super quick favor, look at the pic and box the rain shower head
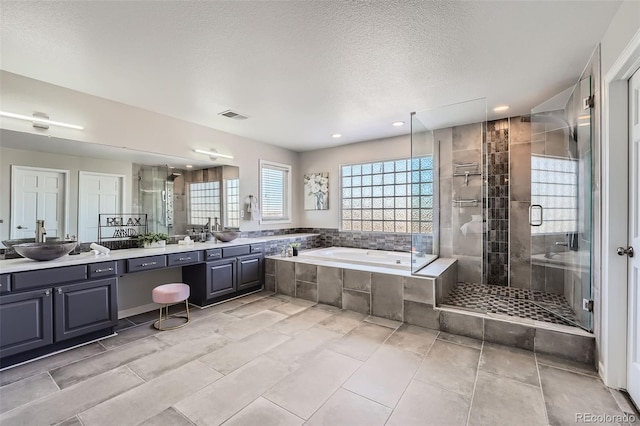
[166,172,181,182]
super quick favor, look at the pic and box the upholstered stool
[152,283,191,330]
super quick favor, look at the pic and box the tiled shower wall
[438,123,484,284]
[484,119,510,286]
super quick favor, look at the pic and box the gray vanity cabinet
[237,253,263,291]
[0,288,53,358]
[54,277,118,342]
[206,258,237,300]
[183,244,265,307]
[183,257,237,305]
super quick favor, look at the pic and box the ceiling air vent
[218,110,249,120]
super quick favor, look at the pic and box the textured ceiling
[0,1,622,151]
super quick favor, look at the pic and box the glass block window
[189,181,220,226]
[531,155,578,234]
[225,178,240,228]
[341,156,433,233]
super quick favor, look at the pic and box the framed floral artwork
[304,172,329,210]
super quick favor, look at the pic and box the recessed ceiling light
[392,121,405,127]
[186,165,193,168]
[332,133,342,138]
[493,105,510,112]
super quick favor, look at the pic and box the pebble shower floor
[442,282,579,327]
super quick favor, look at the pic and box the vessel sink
[13,241,77,261]
[213,231,240,242]
[2,237,61,248]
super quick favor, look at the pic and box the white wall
[298,134,411,229]
[0,146,133,241]
[0,71,301,232]
[597,0,640,386]
[600,0,640,76]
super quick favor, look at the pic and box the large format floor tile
[268,307,336,336]
[223,397,304,426]
[479,343,539,386]
[0,372,59,413]
[199,330,290,374]
[175,356,290,425]
[468,371,547,426]
[305,388,392,426]
[328,322,394,361]
[538,364,625,425]
[387,379,470,426]
[264,349,362,419]
[414,339,480,397]
[79,361,222,426]
[0,342,105,387]
[343,345,422,407]
[0,293,625,426]
[127,333,228,380]
[50,336,168,389]
[0,367,143,426]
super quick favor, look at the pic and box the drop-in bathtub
[298,247,437,271]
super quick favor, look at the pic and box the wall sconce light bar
[0,111,85,130]
[193,149,234,160]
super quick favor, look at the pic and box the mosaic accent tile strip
[483,119,510,286]
[443,282,579,326]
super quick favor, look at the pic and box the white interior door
[627,68,640,406]
[11,166,67,239]
[78,172,124,242]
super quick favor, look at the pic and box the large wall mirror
[0,129,239,246]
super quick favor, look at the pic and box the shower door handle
[529,204,543,226]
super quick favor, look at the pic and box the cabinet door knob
[57,288,63,294]
[44,289,51,296]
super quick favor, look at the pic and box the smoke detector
[218,110,249,120]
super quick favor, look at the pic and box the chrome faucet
[35,220,46,243]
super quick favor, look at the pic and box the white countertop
[0,234,318,274]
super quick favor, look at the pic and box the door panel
[78,172,123,242]
[627,68,640,406]
[11,166,66,239]
[237,254,263,290]
[0,289,53,358]
[55,278,118,342]
[206,258,236,299]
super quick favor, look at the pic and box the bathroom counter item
[0,233,318,274]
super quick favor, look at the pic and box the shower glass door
[529,76,593,331]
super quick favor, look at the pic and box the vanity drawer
[88,261,119,279]
[205,249,222,261]
[222,245,250,258]
[250,244,264,254]
[127,255,167,273]
[13,265,87,291]
[0,274,10,294]
[167,251,202,267]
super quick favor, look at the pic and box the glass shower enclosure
[528,74,594,331]
[410,98,488,274]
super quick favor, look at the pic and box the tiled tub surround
[0,291,631,426]
[267,255,455,322]
[268,254,596,366]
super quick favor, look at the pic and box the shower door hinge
[584,95,595,109]
[583,299,594,312]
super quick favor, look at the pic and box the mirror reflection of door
[10,165,68,239]
[78,171,124,242]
